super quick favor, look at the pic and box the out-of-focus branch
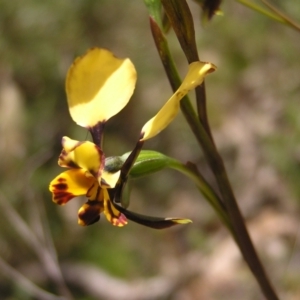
[18,148,60,259]
[145,2,280,299]
[62,261,198,300]
[237,0,300,32]
[161,0,213,141]
[0,191,73,299]
[261,0,300,32]
[0,255,64,300]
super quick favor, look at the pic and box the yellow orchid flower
[49,137,190,228]
[50,47,216,228]
[50,137,124,226]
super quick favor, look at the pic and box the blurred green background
[0,0,299,299]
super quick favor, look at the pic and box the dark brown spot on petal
[78,200,103,226]
[58,150,79,168]
[66,161,80,168]
[52,181,74,205]
[53,191,74,205]
[54,183,67,190]
[106,199,127,226]
[86,183,100,200]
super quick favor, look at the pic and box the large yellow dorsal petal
[141,61,216,141]
[102,189,127,227]
[66,48,137,127]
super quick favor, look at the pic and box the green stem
[261,0,300,32]
[143,0,163,29]
[237,0,285,23]
[167,159,236,237]
[179,103,279,300]
[161,0,213,140]
[146,3,279,299]
[237,0,300,32]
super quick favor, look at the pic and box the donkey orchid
[49,47,215,228]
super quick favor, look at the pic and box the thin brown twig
[17,148,53,244]
[151,2,280,298]
[261,0,300,32]
[18,148,60,259]
[161,0,214,141]
[61,259,199,300]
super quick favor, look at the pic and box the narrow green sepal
[113,202,192,229]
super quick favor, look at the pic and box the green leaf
[121,150,173,178]
[108,151,234,235]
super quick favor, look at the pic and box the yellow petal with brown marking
[102,189,127,227]
[58,137,104,177]
[49,169,95,205]
[78,200,104,226]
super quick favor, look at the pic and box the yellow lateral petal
[66,48,137,127]
[49,169,95,205]
[58,137,104,177]
[78,201,103,226]
[61,136,81,152]
[141,61,216,141]
[102,189,127,227]
[180,61,216,91]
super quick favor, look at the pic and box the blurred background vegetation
[0,0,299,299]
